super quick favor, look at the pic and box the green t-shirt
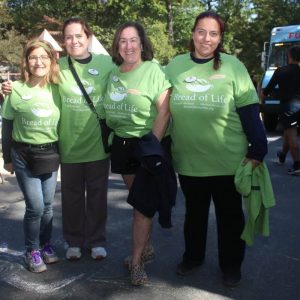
[58,54,114,163]
[166,53,259,176]
[2,81,60,144]
[103,61,171,138]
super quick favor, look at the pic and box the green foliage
[146,21,176,65]
[2,0,300,74]
[0,29,26,68]
[90,25,115,55]
[0,1,26,69]
[0,0,14,38]
[172,0,205,54]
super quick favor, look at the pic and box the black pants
[178,175,245,273]
[61,158,109,248]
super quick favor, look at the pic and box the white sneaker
[66,247,81,260]
[91,247,107,260]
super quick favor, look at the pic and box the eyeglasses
[28,55,51,62]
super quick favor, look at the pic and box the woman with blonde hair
[1,39,61,273]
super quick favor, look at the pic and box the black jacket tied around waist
[127,132,177,228]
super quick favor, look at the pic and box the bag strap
[68,56,100,120]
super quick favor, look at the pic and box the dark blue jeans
[11,148,57,252]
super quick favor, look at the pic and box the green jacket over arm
[234,161,276,246]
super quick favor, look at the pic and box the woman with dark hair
[110,21,154,65]
[166,11,268,286]
[58,17,114,261]
[103,21,172,285]
[1,39,60,273]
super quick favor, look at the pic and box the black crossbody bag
[68,56,112,153]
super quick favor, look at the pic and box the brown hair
[190,11,225,70]
[21,39,60,86]
[62,17,93,39]
[111,21,153,66]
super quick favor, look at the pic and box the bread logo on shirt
[71,80,94,95]
[184,76,213,92]
[109,86,127,102]
[31,103,52,117]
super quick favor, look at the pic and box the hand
[4,163,14,174]
[243,158,261,170]
[1,80,13,95]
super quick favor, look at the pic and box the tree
[199,0,219,10]
[171,0,205,54]
[0,1,26,69]
[3,0,300,70]
[0,29,26,69]
[165,0,174,45]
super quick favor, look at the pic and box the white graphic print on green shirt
[166,53,259,176]
[2,81,60,144]
[103,61,171,138]
[58,54,114,163]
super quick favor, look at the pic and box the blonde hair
[20,39,60,86]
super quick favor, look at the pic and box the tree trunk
[165,0,174,45]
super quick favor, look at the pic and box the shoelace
[31,251,42,263]
[43,244,53,254]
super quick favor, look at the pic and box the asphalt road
[0,133,299,300]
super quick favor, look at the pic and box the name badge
[112,75,119,82]
[88,69,99,75]
[22,95,32,100]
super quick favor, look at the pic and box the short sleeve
[151,63,172,102]
[232,58,259,108]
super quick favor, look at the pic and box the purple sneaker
[25,250,47,273]
[41,244,59,264]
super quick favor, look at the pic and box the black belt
[12,141,57,150]
[113,135,140,147]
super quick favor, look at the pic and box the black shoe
[222,270,241,287]
[176,260,203,276]
[276,151,286,164]
[288,161,300,175]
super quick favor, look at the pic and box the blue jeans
[11,148,58,252]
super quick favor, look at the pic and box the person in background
[261,46,300,175]
[103,21,172,285]
[2,18,114,261]
[1,39,60,273]
[166,11,268,287]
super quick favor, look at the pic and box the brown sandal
[131,262,148,286]
[124,245,155,269]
